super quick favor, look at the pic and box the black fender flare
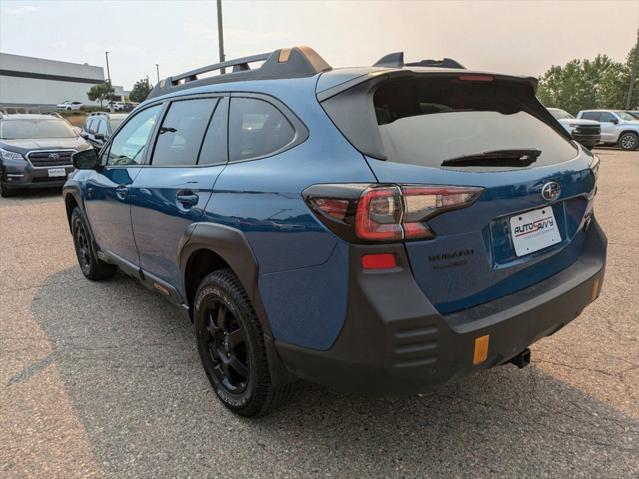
[178,222,272,337]
[178,222,294,386]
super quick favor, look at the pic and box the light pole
[155,64,160,83]
[104,51,112,85]
[626,28,639,109]
[217,0,225,73]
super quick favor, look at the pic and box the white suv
[56,101,84,111]
[576,109,639,151]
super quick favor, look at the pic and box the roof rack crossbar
[373,52,465,70]
[171,52,270,84]
[147,46,332,100]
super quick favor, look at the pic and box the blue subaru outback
[64,47,607,416]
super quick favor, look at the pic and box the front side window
[600,112,617,123]
[97,119,108,136]
[229,98,295,161]
[581,112,601,121]
[151,98,218,167]
[106,104,162,166]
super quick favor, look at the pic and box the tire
[618,132,639,151]
[194,269,291,417]
[1,180,17,197]
[71,207,117,280]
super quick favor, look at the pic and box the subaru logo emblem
[48,153,60,160]
[541,181,561,201]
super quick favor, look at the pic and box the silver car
[577,109,639,151]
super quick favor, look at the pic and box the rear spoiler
[317,69,538,102]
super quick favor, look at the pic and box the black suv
[80,112,128,151]
[0,113,90,197]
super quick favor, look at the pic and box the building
[0,53,125,107]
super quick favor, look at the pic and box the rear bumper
[275,218,607,395]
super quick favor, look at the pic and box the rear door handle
[177,191,199,207]
[115,184,129,199]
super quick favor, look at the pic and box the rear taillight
[304,184,483,243]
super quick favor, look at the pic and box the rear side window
[151,98,218,167]
[372,77,577,169]
[229,98,294,161]
[581,112,601,121]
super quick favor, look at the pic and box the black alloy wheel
[203,298,249,393]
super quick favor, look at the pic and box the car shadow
[22,267,639,477]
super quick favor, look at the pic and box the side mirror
[610,119,619,124]
[94,133,105,140]
[73,149,100,170]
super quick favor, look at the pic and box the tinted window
[97,119,108,135]
[106,105,161,166]
[229,98,295,161]
[600,112,617,122]
[198,99,227,165]
[581,112,601,121]
[0,119,77,139]
[151,98,218,167]
[373,77,577,170]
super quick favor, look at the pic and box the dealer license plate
[48,168,66,177]
[509,206,561,257]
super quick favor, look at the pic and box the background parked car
[577,109,639,151]
[108,101,126,112]
[0,113,90,196]
[56,101,84,111]
[547,108,601,149]
[80,112,128,150]
[627,110,639,119]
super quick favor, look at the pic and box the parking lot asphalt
[1,148,638,478]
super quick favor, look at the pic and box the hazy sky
[1,0,637,89]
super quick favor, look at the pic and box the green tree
[87,82,115,108]
[129,78,152,103]
[537,43,639,114]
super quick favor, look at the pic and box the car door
[84,103,163,266]
[130,95,228,290]
[599,112,619,142]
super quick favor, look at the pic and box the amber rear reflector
[473,335,490,365]
[591,278,600,301]
[278,48,292,63]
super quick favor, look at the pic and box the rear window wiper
[441,149,541,167]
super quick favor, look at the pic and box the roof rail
[373,52,465,70]
[147,46,331,100]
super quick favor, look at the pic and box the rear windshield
[0,119,77,139]
[373,77,577,169]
